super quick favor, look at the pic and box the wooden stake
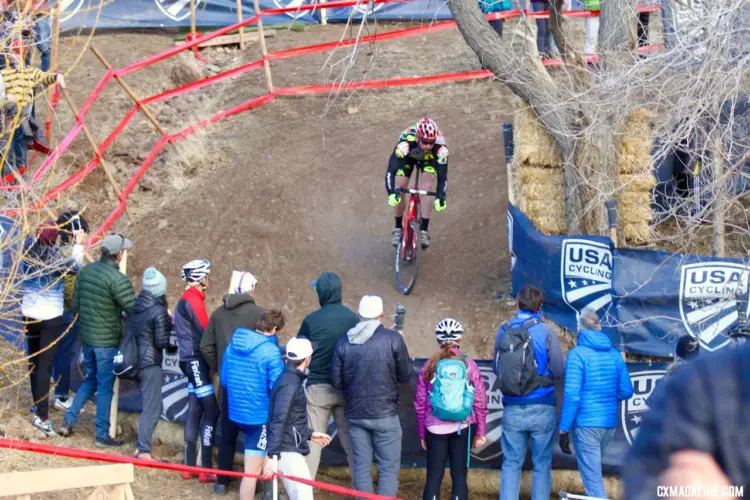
[253,0,274,93]
[59,88,127,213]
[320,0,328,25]
[89,46,166,136]
[236,0,245,49]
[190,0,197,45]
[109,249,128,439]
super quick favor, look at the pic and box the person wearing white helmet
[414,319,488,500]
[174,259,220,482]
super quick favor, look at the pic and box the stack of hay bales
[618,109,656,245]
[513,107,566,235]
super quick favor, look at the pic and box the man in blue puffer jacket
[559,307,634,498]
[221,309,285,500]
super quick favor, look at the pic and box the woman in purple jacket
[414,319,488,500]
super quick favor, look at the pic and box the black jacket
[131,290,172,370]
[624,343,750,499]
[332,321,413,420]
[266,364,313,457]
[200,293,264,373]
[297,273,359,386]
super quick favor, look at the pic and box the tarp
[99,348,666,470]
[56,0,458,28]
[508,203,750,358]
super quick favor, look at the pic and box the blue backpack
[428,358,475,422]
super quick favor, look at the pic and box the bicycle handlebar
[396,188,439,197]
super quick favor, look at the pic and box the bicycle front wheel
[394,220,420,295]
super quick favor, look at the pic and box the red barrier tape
[0,438,398,499]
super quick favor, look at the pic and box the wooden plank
[174,31,276,48]
[0,464,134,496]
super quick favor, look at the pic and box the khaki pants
[279,452,314,500]
[305,383,353,479]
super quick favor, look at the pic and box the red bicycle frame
[400,191,421,259]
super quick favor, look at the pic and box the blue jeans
[348,415,402,498]
[64,345,118,441]
[500,404,556,500]
[530,1,558,55]
[53,312,79,398]
[10,126,29,171]
[573,427,614,498]
[26,16,51,71]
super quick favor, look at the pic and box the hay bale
[519,167,566,234]
[514,108,563,169]
[620,191,652,208]
[624,221,652,244]
[621,204,654,225]
[620,173,656,192]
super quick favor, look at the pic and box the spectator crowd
[20,214,653,499]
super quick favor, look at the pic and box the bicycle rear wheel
[394,220,420,295]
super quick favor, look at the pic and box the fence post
[253,0,274,94]
[236,0,245,49]
[46,4,61,143]
[109,250,127,439]
[272,455,279,500]
[320,0,328,25]
[59,88,130,220]
[89,46,166,136]
[502,123,515,205]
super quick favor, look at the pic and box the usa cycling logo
[57,0,85,23]
[161,352,189,421]
[621,369,664,445]
[155,0,207,21]
[561,240,613,316]
[470,365,503,462]
[679,263,750,351]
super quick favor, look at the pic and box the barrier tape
[0,438,398,500]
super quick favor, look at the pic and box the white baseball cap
[286,337,315,361]
[358,294,384,319]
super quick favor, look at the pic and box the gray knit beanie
[142,267,167,298]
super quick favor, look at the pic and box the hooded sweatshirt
[220,327,283,426]
[559,329,634,432]
[297,273,359,386]
[201,293,264,373]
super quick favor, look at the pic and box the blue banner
[56,0,458,29]
[0,216,23,350]
[507,203,750,358]
[508,204,618,345]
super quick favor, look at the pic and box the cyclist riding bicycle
[385,117,449,249]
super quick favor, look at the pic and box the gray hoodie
[347,319,382,345]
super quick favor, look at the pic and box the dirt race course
[50,23,521,360]
[0,19,539,500]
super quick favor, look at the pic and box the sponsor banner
[54,0,460,29]
[508,203,750,358]
[508,203,616,341]
[98,353,666,469]
[58,0,317,30]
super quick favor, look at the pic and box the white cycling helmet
[435,318,464,345]
[182,259,211,285]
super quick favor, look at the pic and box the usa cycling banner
[56,0,460,29]
[507,203,617,344]
[91,356,666,470]
[507,203,750,358]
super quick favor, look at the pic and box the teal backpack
[428,358,476,422]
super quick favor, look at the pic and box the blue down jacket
[220,327,283,426]
[559,329,633,432]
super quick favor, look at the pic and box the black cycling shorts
[180,358,215,399]
[394,163,438,179]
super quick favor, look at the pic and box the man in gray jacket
[332,294,413,498]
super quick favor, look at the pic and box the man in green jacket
[298,272,359,480]
[59,234,136,447]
